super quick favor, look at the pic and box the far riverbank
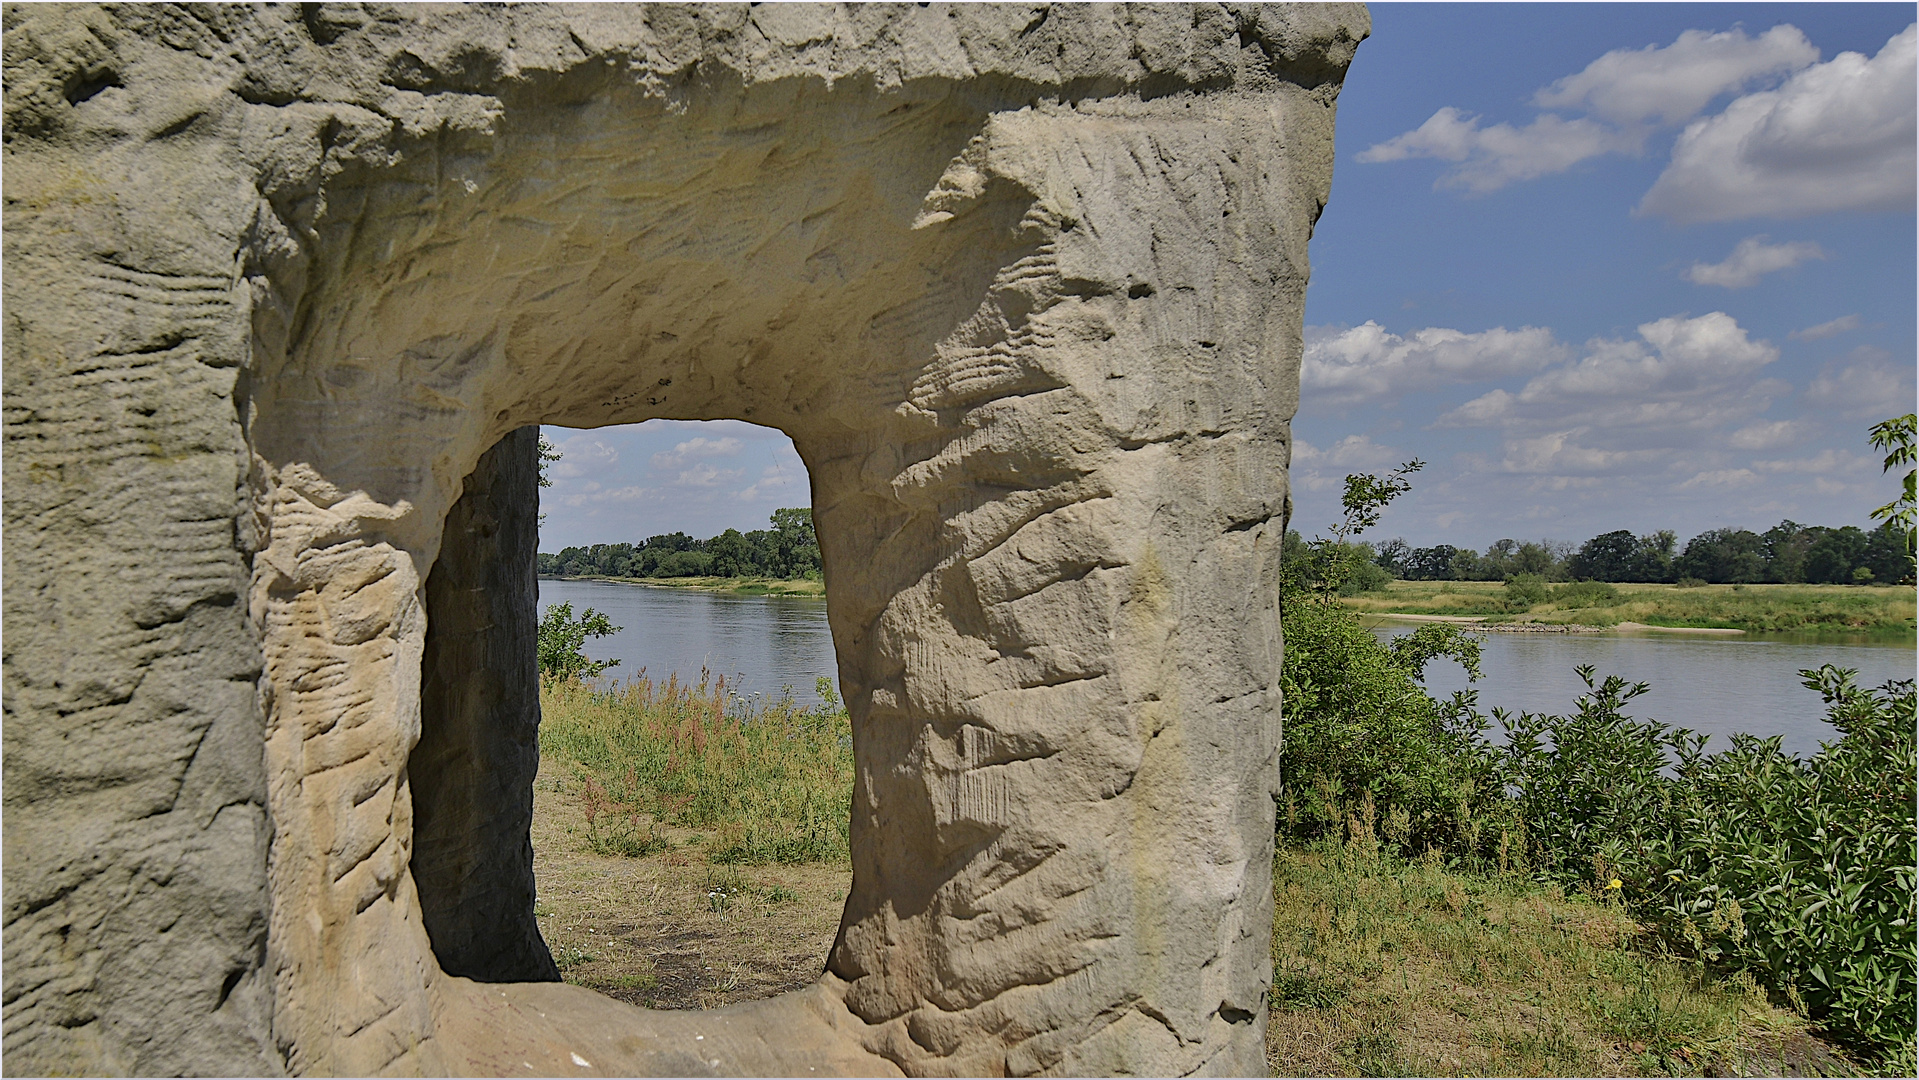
[539,573,824,597]
[1342,579,1915,637]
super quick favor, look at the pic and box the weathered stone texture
[3,3,1365,1075]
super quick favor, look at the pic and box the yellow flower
[1608,878,1623,890]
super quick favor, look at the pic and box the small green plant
[762,883,800,904]
[552,943,595,973]
[1271,964,1351,1009]
[704,868,746,913]
[537,601,622,682]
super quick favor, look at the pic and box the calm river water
[1371,620,1914,758]
[539,580,1913,756]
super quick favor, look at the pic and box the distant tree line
[538,508,821,580]
[1288,519,1913,588]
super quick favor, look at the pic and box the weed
[552,943,595,973]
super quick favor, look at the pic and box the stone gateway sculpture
[2,3,1366,1075]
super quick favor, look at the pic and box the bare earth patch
[529,756,851,1011]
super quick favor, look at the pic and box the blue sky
[540,3,1916,553]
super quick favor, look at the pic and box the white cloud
[1290,435,1402,493]
[550,435,619,479]
[733,464,802,503]
[1789,314,1861,341]
[1680,468,1759,489]
[1359,25,1823,193]
[650,435,743,468]
[1805,350,1917,418]
[673,462,744,488]
[1355,108,1633,193]
[1683,235,1825,287]
[1753,448,1873,475]
[1533,26,1818,126]
[1302,321,1565,405]
[1639,24,1917,222]
[1439,313,1783,460]
[1727,419,1809,450]
[1499,432,1665,475]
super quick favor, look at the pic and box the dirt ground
[529,756,851,1010]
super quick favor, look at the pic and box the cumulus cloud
[1440,312,1781,435]
[649,435,743,468]
[1290,435,1404,493]
[1361,25,1823,193]
[1680,468,1759,489]
[672,462,744,488]
[1533,25,1818,125]
[1789,314,1861,341]
[1639,24,1917,222]
[1804,349,1917,418]
[733,464,802,503]
[548,435,621,482]
[1302,321,1566,405]
[1727,419,1810,450]
[1683,235,1825,287]
[1355,108,1632,193]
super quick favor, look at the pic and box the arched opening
[521,418,850,1010]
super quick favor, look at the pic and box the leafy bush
[1552,579,1621,608]
[1475,666,1918,1066]
[1504,572,1551,608]
[537,602,622,682]
[1676,576,1708,588]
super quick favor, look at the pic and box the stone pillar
[412,426,558,983]
[810,93,1302,1077]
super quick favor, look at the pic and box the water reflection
[1372,621,1916,759]
[537,579,838,707]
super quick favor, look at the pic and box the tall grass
[538,672,854,864]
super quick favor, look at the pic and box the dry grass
[1266,841,1852,1077]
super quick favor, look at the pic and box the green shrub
[1552,579,1621,607]
[1280,590,1512,857]
[1504,572,1551,608]
[1676,576,1709,588]
[538,602,622,682]
[1489,666,1917,1066]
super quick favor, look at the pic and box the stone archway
[2,5,1366,1075]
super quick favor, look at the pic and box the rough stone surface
[2,3,1366,1075]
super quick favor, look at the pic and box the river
[538,580,1913,756]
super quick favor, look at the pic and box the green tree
[1280,460,1493,853]
[1868,413,1915,560]
[537,602,622,682]
[537,432,561,526]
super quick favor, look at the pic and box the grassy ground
[1340,580,1915,635]
[1266,842,1851,1077]
[540,573,825,596]
[529,758,849,1010]
[529,676,1860,1075]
